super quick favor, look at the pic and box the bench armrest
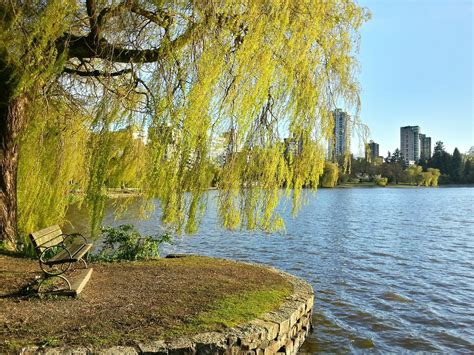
[62,233,88,246]
[39,245,73,276]
[40,244,72,264]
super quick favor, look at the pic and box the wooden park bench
[30,225,93,296]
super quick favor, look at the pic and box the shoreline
[102,184,474,198]
[335,183,474,189]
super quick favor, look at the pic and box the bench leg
[40,259,72,276]
[79,258,88,269]
[38,275,72,296]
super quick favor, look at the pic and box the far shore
[335,182,474,189]
[70,183,474,200]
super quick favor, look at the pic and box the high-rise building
[400,126,420,164]
[328,109,350,161]
[365,140,379,163]
[419,133,432,160]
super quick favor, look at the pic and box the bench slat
[71,268,93,295]
[30,225,63,251]
[49,243,92,263]
[73,243,93,261]
[62,268,93,296]
[30,225,62,240]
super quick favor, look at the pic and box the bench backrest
[30,225,64,252]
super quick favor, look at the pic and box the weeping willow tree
[0,0,369,250]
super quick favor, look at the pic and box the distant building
[284,133,303,159]
[209,129,238,165]
[365,140,379,163]
[209,135,227,165]
[419,133,432,160]
[328,109,350,161]
[400,126,420,165]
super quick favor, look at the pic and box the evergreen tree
[429,141,451,175]
[450,148,463,182]
[391,149,405,165]
[380,148,406,184]
[434,141,445,155]
[464,159,473,183]
[418,158,429,171]
[468,146,474,158]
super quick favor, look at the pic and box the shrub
[94,224,172,261]
[375,177,388,187]
[339,173,350,184]
[428,168,441,187]
[421,172,432,186]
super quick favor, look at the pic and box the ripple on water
[351,336,375,349]
[385,332,441,352]
[381,291,413,303]
[67,187,474,353]
[433,330,474,351]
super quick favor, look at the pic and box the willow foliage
[4,0,369,237]
[321,162,339,188]
[17,99,89,234]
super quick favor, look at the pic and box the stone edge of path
[19,261,314,355]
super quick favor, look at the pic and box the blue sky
[352,0,473,157]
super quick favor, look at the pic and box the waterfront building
[365,140,379,163]
[328,109,350,161]
[419,133,432,160]
[400,125,420,165]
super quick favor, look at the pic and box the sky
[352,0,473,157]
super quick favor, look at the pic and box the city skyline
[355,0,473,156]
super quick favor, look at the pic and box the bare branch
[86,0,99,41]
[97,1,133,31]
[62,67,132,77]
[63,21,197,63]
[130,4,172,28]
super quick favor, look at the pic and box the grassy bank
[336,182,441,189]
[0,255,292,352]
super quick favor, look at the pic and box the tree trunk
[0,94,27,250]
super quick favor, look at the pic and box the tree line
[337,141,474,186]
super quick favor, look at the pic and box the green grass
[192,286,292,329]
[337,182,377,188]
[164,286,292,338]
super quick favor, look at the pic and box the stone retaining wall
[21,266,314,355]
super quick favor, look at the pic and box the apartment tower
[328,109,350,161]
[365,140,380,162]
[400,126,420,164]
[419,133,432,160]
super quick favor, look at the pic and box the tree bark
[0,94,27,250]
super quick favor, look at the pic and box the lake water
[67,187,474,353]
